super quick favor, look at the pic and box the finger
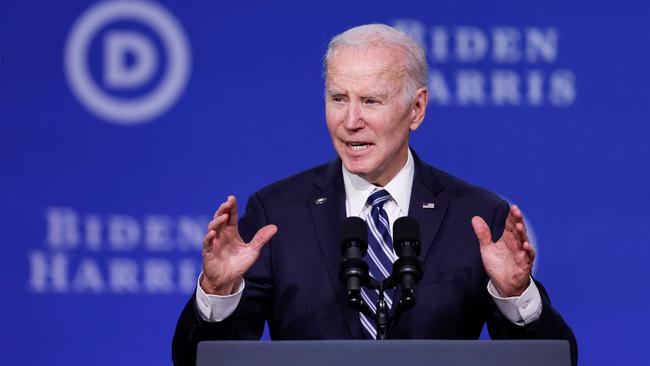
[505,204,520,228]
[471,216,492,248]
[213,199,231,219]
[514,210,527,233]
[205,214,232,254]
[506,205,527,245]
[510,205,527,232]
[501,210,522,251]
[523,241,536,262]
[249,224,278,250]
[227,195,238,226]
[207,217,222,231]
[516,250,529,264]
[515,222,530,245]
[511,204,524,221]
[212,213,229,238]
[501,228,521,253]
[511,204,530,245]
[504,212,518,236]
[202,229,216,251]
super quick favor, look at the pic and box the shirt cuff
[487,277,543,326]
[195,272,245,322]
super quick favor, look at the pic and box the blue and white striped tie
[359,189,397,339]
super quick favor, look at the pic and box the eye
[363,98,380,105]
[330,94,347,103]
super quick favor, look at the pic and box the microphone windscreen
[341,217,367,244]
[393,216,421,243]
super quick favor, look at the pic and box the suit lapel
[408,152,449,264]
[386,151,448,309]
[308,160,364,338]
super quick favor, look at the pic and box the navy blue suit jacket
[172,152,577,365]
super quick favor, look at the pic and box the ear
[409,87,428,131]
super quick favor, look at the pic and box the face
[325,46,427,186]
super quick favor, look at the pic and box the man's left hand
[471,205,535,297]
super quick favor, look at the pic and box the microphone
[339,217,369,307]
[392,217,423,305]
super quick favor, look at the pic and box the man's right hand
[200,195,278,295]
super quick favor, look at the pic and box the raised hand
[200,196,278,295]
[471,205,535,297]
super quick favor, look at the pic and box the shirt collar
[342,149,414,216]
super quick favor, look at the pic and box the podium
[197,339,571,366]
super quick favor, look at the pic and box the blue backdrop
[1,1,649,365]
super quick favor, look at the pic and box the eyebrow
[360,92,389,100]
[326,88,389,100]
[326,87,344,96]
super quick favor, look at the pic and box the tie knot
[367,189,391,209]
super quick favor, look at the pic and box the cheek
[371,117,399,139]
[325,108,341,132]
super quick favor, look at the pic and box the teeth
[350,144,368,151]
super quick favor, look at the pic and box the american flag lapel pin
[315,197,327,205]
[422,202,435,209]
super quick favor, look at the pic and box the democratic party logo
[64,1,191,125]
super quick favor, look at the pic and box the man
[172,24,577,365]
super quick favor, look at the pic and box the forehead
[326,46,406,91]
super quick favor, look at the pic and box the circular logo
[64,1,191,124]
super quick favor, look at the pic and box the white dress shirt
[196,150,542,326]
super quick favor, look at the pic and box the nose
[343,101,364,131]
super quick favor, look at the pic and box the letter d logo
[64,1,191,125]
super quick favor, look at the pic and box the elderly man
[172,24,576,365]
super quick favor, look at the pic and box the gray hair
[323,23,428,102]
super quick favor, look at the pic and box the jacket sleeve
[172,192,274,366]
[484,199,578,366]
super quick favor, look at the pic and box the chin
[342,159,373,177]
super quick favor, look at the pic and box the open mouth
[348,142,370,152]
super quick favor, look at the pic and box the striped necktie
[359,189,397,339]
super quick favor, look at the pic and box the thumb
[249,224,278,250]
[471,216,493,248]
